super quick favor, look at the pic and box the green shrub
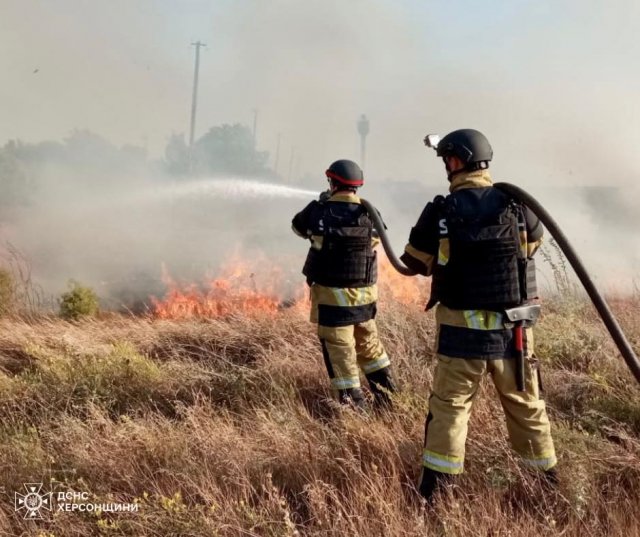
[0,267,17,316]
[24,343,168,416]
[59,280,99,320]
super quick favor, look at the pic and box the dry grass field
[0,285,638,536]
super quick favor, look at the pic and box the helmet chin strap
[444,157,466,182]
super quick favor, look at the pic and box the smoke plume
[0,0,638,304]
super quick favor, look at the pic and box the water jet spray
[162,178,317,202]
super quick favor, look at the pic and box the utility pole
[288,146,296,184]
[189,41,206,148]
[295,153,301,180]
[357,114,370,171]
[252,109,258,148]
[274,132,281,176]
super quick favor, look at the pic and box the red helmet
[325,159,364,187]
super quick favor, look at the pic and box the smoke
[0,0,639,304]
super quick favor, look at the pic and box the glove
[318,190,331,202]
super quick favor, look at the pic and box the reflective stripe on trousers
[422,449,464,475]
[361,353,390,374]
[330,376,361,390]
[317,320,390,394]
[521,453,557,470]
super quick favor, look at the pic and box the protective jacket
[292,192,380,327]
[401,170,543,359]
[406,169,556,486]
[299,197,377,288]
[429,183,538,311]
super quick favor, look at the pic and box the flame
[377,251,429,306]
[152,280,279,320]
[152,253,306,320]
[152,249,428,320]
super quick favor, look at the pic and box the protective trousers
[422,350,557,476]
[318,319,395,407]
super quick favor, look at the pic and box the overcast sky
[2,0,640,185]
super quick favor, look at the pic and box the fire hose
[360,187,640,385]
[360,199,417,277]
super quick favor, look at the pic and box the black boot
[365,366,396,408]
[542,467,559,488]
[418,468,454,503]
[544,467,558,483]
[338,387,367,409]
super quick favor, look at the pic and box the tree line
[0,124,272,208]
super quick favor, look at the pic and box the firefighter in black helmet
[292,159,396,408]
[402,129,557,500]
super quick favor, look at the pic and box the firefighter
[292,159,396,408]
[401,129,557,500]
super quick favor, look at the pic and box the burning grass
[150,252,428,321]
[0,294,638,535]
[151,253,307,320]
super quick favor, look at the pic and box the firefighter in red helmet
[292,159,396,408]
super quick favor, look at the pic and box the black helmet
[325,159,364,187]
[436,129,493,165]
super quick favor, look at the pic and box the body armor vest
[302,201,377,288]
[431,187,537,311]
